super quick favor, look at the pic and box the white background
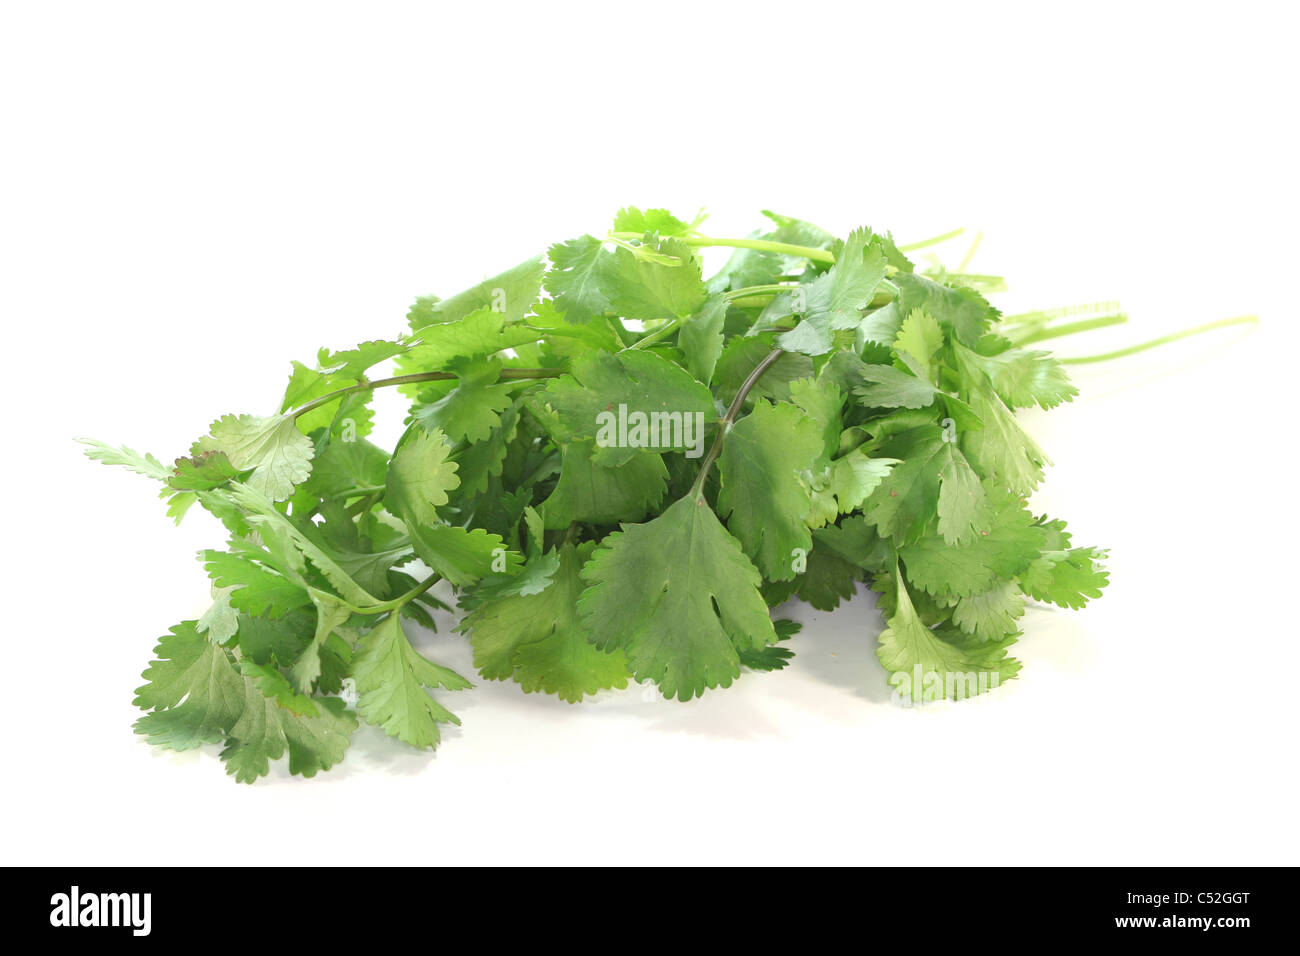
[2,1,1297,865]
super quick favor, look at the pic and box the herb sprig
[83,207,1255,782]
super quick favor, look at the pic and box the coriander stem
[624,318,683,351]
[724,283,799,299]
[690,348,785,499]
[291,367,564,419]
[897,227,966,252]
[1058,315,1259,365]
[1010,314,1129,347]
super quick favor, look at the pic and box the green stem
[291,367,564,419]
[724,283,799,299]
[690,348,785,499]
[1058,316,1259,365]
[897,227,965,253]
[1011,314,1129,347]
[624,318,684,351]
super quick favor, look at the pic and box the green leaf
[398,308,543,377]
[460,543,631,703]
[220,678,357,783]
[317,339,409,379]
[204,550,311,620]
[540,442,668,529]
[876,569,1021,703]
[168,451,243,491]
[385,427,460,527]
[679,296,728,385]
[899,486,1045,598]
[890,272,995,349]
[955,344,1048,495]
[829,449,898,514]
[612,206,693,236]
[853,364,939,409]
[577,496,777,700]
[541,349,715,462]
[789,376,845,462]
[545,235,617,324]
[961,345,1078,410]
[778,228,887,355]
[78,438,171,480]
[952,582,1026,641]
[352,613,470,749]
[133,623,245,750]
[863,427,979,545]
[717,400,823,580]
[893,308,944,382]
[1020,546,1109,609]
[192,413,314,502]
[407,256,545,329]
[609,237,707,320]
[408,523,520,587]
[413,360,515,443]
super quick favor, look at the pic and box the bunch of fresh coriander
[86,207,1244,783]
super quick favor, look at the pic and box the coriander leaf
[829,449,898,514]
[409,523,521,587]
[204,549,312,619]
[717,400,823,580]
[789,376,846,462]
[413,360,515,443]
[863,427,980,545]
[192,413,314,502]
[714,335,814,406]
[952,581,1026,641]
[460,543,631,703]
[891,272,996,349]
[955,344,1048,496]
[1020,546,1109,609]
[778,228,887,355]
[398,308,543,377]
[545,235,616,324]
[899,486,1045,598]
[407,256,545,330]
[77,438,171,481]
[796,546,862,611]
[168,451,244,491]
[679,295,728,385]
[229,483,385,609]
[893,308,944,382]
[220,673,357,783]
[609,237,708,320]
[352,613,470,749]
[876,569,1021,703]
[540,349,715,463]
[936,446,986,546]
[577,496,777,700]
[385,427,460,527]
[133,622,245,750]
[852,364,939,409]
[289,589,353,692]
[960,346,1078,410]
[612,206,693,236]
[317,339,409,379]
[540,442,668,529]
[452,402,520,498]
[196,586,239,645]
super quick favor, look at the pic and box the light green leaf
[352,613,471,749]
[193,413,314,501]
